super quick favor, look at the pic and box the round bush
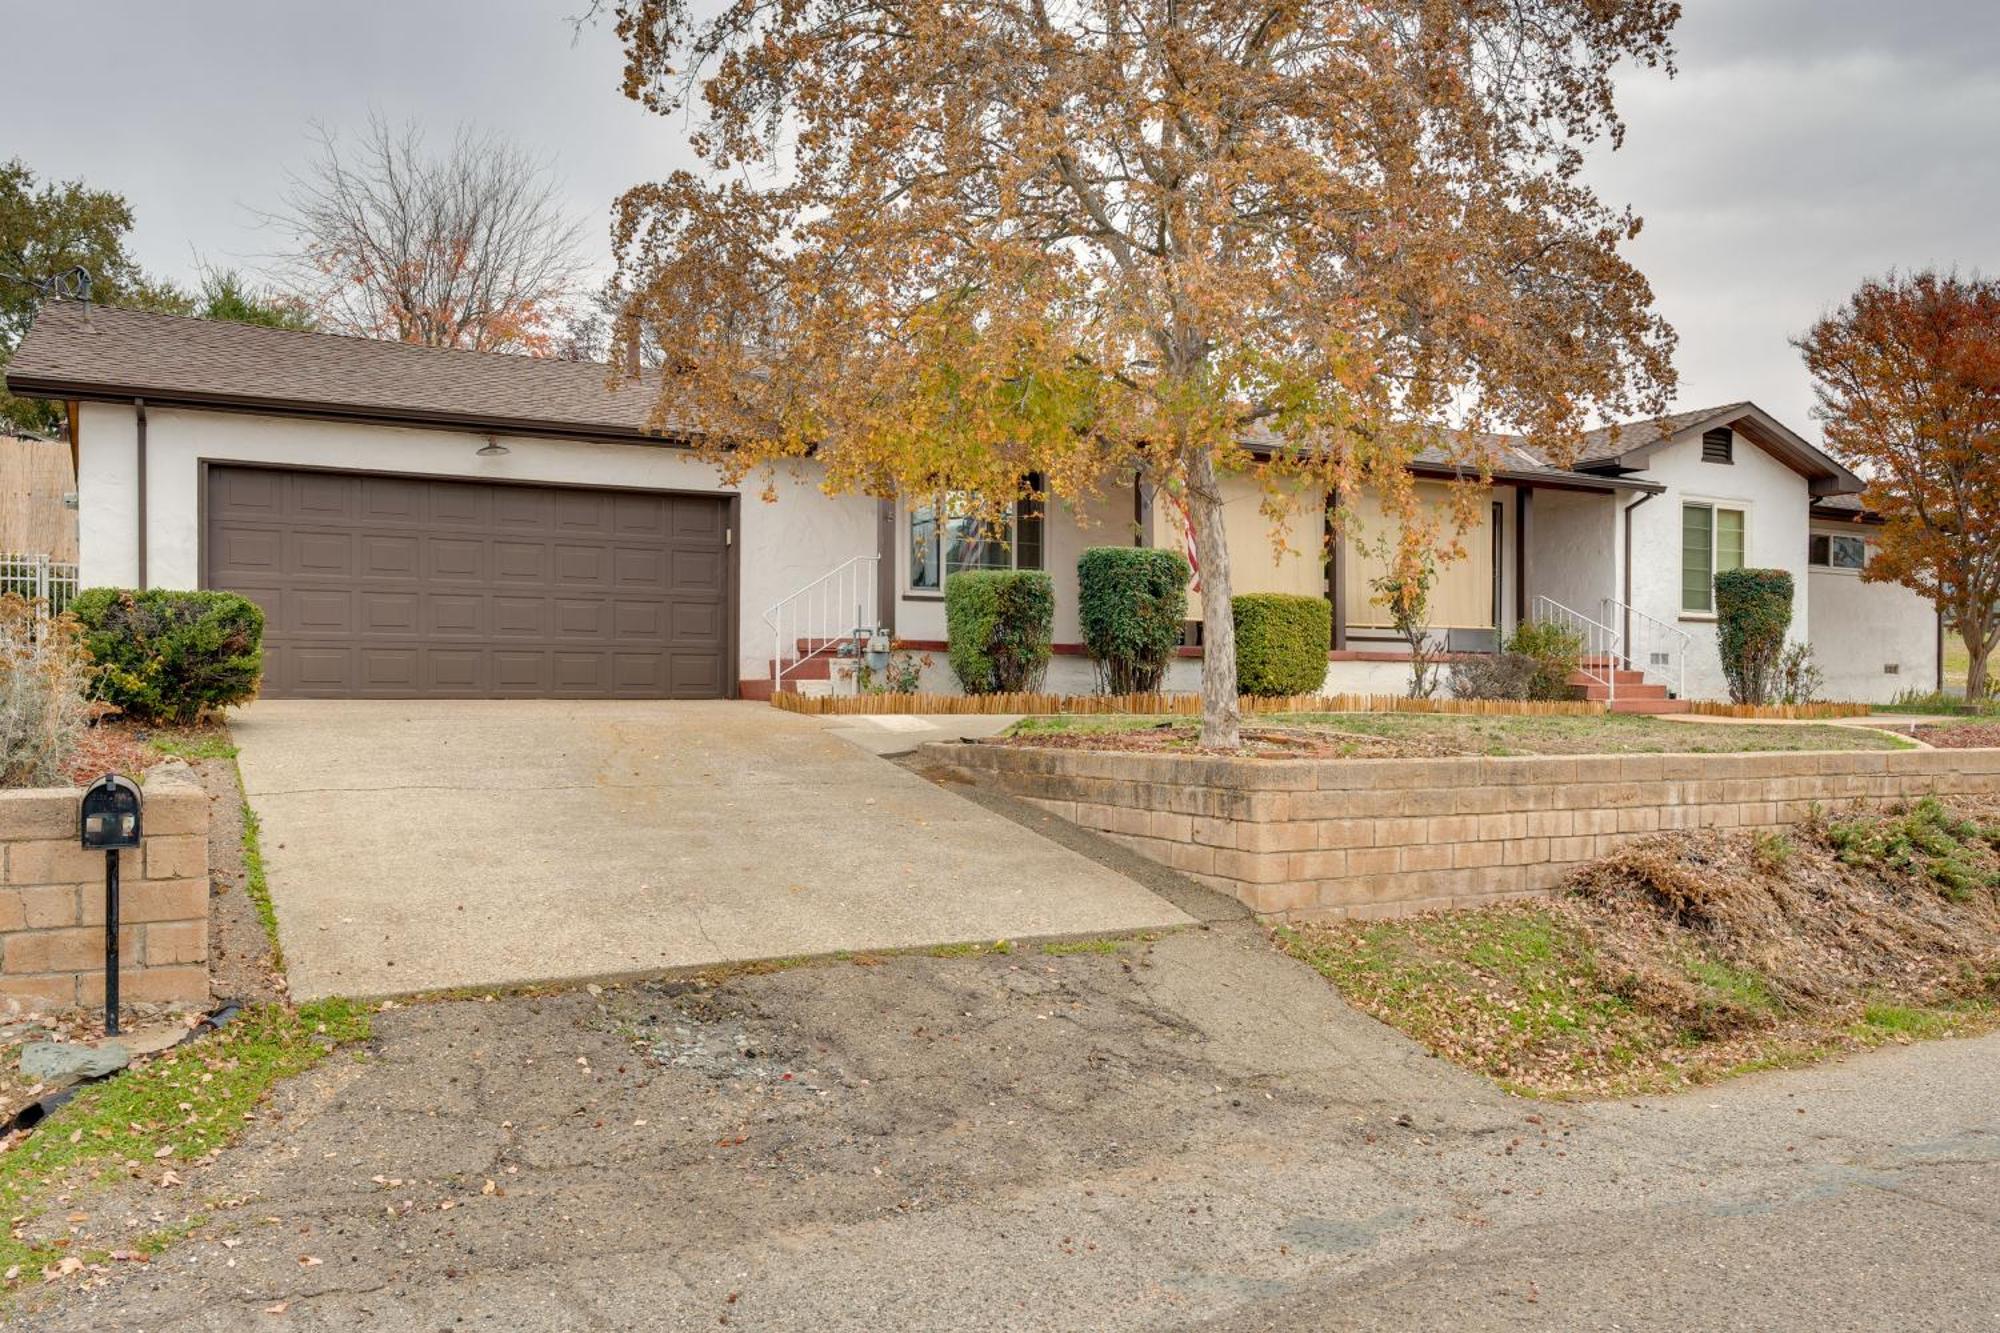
[1232,594,1331,697]
[71,587,266,723]
[944,570,1054,694]
[1077,547,1190,694]
[1715,568,1795,705]
[1506,620,1586,701]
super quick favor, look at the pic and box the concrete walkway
[233,700,1190,998]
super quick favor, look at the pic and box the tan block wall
[926,743,2000,922]
[0,767,210,1011]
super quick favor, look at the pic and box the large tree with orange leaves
[1797,271,2000,699]
[606,0,1678,745]
[271,117,585,356]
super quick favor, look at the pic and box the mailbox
[79,773,143,1036]
[80,774,143,850]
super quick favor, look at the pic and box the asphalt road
[19,919,2000,1331]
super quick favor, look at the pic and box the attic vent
[1702,427,1734,464]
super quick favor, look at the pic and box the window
[1681,502,1744,614]
[1809,532,1867,570]
[907,481,1044,592]
[1701,427,1734,464]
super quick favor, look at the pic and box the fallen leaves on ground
[1279,799,2000,1097]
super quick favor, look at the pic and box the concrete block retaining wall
[925,743,2000,921]
[0,766,210,1011]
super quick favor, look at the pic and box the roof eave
[4,373,693,451]
[1602,403,1864,495]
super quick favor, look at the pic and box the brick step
[1570,682,1669,702]
[738,677,776,701]
[784,655,834,681]
[795,635,859,654]
[1609,696,1692,715]
[1566,669,1647,686]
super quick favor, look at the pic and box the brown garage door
[204,465,732,699]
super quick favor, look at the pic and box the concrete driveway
[234,700,1191,998]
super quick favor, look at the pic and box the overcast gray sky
[6,1,1996,441]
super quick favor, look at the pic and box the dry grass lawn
[1005,711,1915,759]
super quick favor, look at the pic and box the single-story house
[4,301,1940,704]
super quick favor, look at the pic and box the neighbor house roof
[1809,492,1887,522]
[4,301,681,445]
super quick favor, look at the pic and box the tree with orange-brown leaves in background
[269,116,585,356]
[603,0,1679,747]
[1797,270,2000,699]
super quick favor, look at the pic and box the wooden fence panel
[0,435,77,562]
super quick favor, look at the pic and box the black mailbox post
[79,774,143,1036]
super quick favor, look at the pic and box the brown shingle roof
[4,302,680,442]
[1569,403,1753,464]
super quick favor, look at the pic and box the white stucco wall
[1807,523,1939,703]
[1525,487,1620,625]
[1625,429,1812,700]
[74,401,876,683]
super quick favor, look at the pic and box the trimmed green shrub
[1715,568,1794,705]
[1077,547,1190,694]
[944,570,1054,694]
[1233,594,1331,697]
[71,588,266,723]
[1506,620,1586,701]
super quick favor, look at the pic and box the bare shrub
[0,595,95,787]
[1447,651,1539,701]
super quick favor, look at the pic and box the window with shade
[907,479,1044,592]
[1681,502,1745,614]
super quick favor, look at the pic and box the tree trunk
[1184,446,1241,749]
[1968,627,1993,700]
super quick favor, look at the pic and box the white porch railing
[1533,595,1622,703]
[762,555,880,689]
[0,552,80,617]
[1605,597,1691,699]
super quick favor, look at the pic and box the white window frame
[1809,530,1868,573]
[906,493,1020,595]
[1680,498,1748,619]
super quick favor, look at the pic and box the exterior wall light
[477,435,510,457]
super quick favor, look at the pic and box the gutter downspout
[1620,488,1657,672]
[135,398,148,590]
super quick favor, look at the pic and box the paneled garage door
[204,465,732,699]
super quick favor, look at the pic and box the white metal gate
[0,552,81,616]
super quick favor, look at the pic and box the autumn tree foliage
[271,118,586,355]
[1796,271,2000,698]
[606,0,1678,745]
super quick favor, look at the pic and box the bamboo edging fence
[770,689,1607,719]
[1680,700,1873,721]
